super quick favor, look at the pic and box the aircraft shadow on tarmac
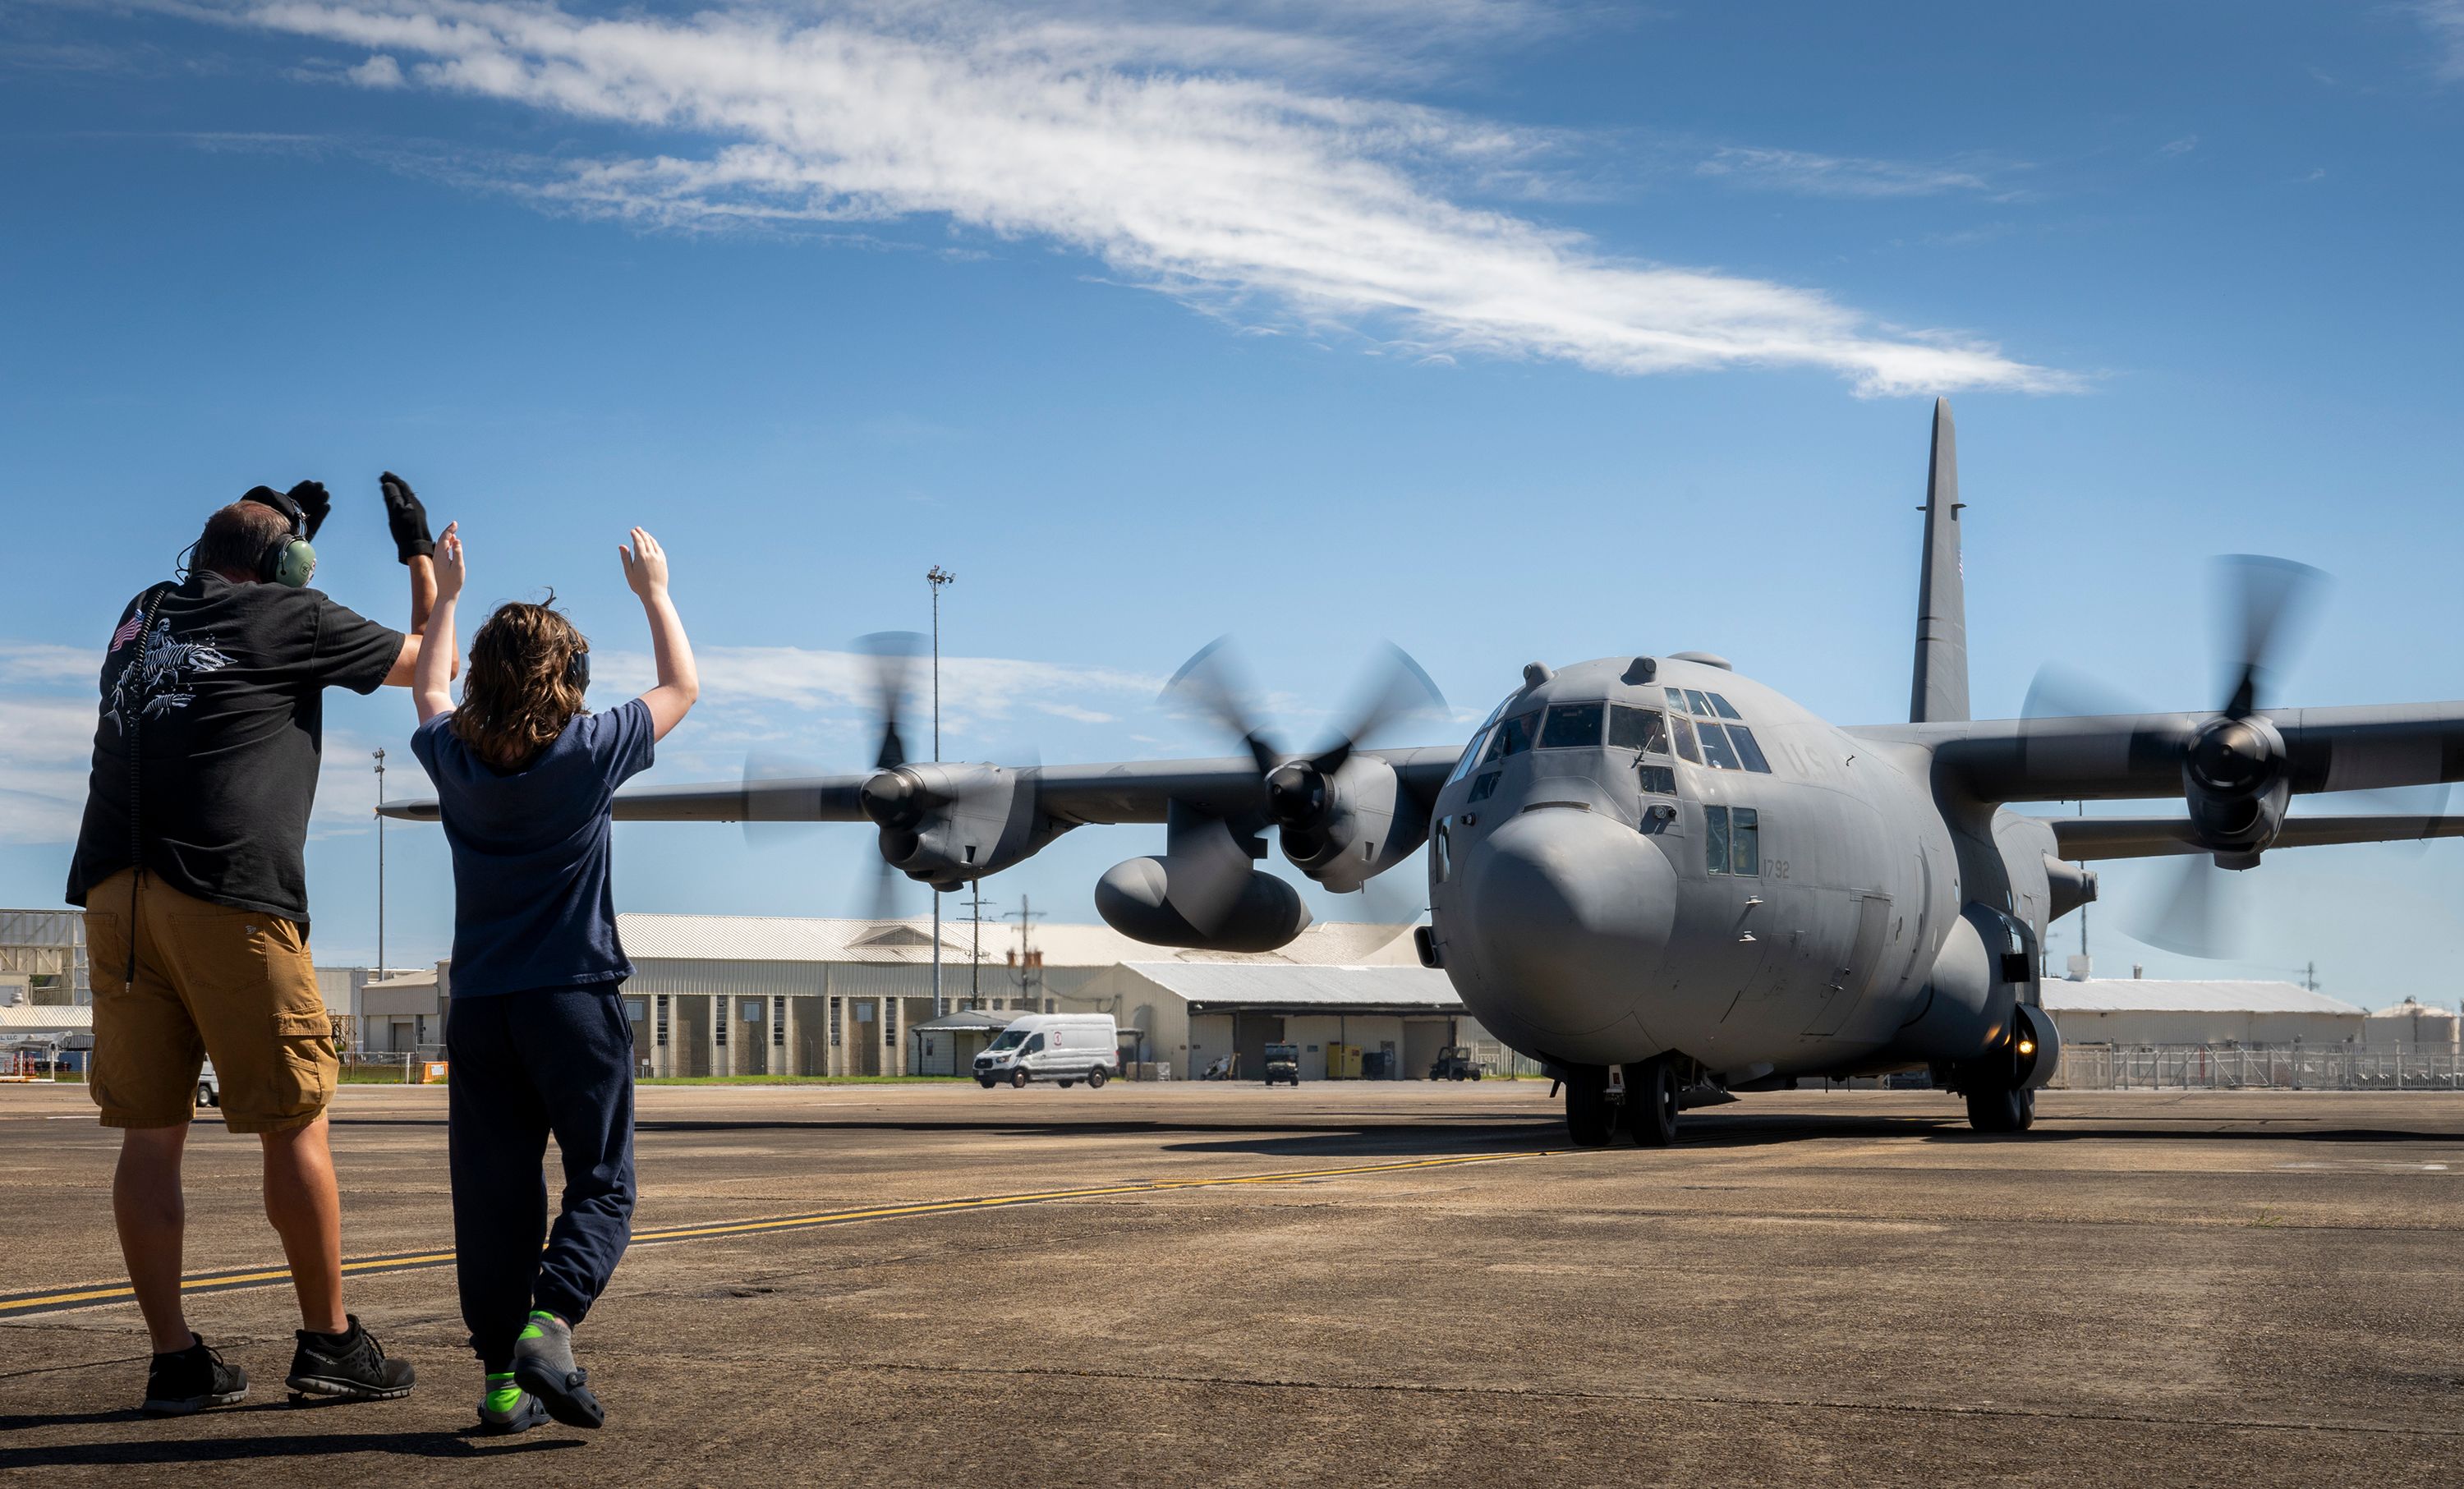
[1160,1110,2457,1159]
[329,1110,2455,1153]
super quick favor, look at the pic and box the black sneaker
[285,1316,416,1401]
[142,1334,248,1415]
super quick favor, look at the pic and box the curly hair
[452,598,590,771]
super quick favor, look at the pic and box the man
[67,474,451,1414]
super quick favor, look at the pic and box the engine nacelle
[2182,715,2289,866]
[1273,754,1428,894]
[1095,857,1312,953]
[865,763,1065,889]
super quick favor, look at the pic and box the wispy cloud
[0,696,99,846]
[1693,145,2006,200]
[2155,135,2199,159]
[2422,1,2464,80]
[164,0,2068,395]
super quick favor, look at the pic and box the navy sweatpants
[445,986,637,1368]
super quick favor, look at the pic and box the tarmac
[1,1080,2460,1487]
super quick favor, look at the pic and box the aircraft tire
[1564,1071,1616,1147]
[1965,1083,2035,1133]
[1624,1058,1680,1147]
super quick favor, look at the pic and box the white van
[973,1013,1119,1090]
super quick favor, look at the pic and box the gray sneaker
[478,1373,550,1435]
[511,1312,602,1429]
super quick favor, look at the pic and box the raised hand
[285,480,333,541]
[432,522,464,604]
[618,526,669,598]
[379,471,434,565]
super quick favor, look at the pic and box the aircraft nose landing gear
[1561,1056,1682,1147]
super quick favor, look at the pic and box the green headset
[238,486,318,587]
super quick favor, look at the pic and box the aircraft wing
[1855,701,2464,803]
[2050,813,2464,860]
[373,747,1464,826]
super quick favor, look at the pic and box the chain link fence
[2054,1045,2464,1091]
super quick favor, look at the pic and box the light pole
[373,749,387,978]
[927,565,955,1018]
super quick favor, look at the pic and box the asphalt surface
[2,1081,2460,1486]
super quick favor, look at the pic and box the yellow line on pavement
[0,1149,1557,1318]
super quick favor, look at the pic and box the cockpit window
[1668,712,1703,764]
[1447,727,1491,785]
[1608,705,1666,754]
[1704,805,1760,875]
[1447,697,1514,784]
[1708,692,1742,720]
[1538,701,1605,749]
[1726,724,1773,774]
[1683,689,1717,718]
[1480,712,1538,765]
[1696,720,1743,770]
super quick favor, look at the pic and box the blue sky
[4,1,2462,1007]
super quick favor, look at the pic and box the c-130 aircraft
[387,402,2464,1144]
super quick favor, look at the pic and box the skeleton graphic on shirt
[105,617,232,733]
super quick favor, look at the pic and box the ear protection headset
[239,486,318,587]
[567,645,590,696]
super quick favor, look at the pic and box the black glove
[285,480,332,542]
[378,471,434,564]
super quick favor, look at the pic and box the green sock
[517,1310,563,1341]
[485,1372,522,1413]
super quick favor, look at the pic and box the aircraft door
[1803,892,1891,1036]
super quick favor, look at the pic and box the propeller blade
[741,749,826,848]
[1338,845,1430,949]
[859,850,908,926]
[1161,636,1280,773]
[2296,781,2457,857]
[2127,854,2249,960]
[1314,642,1449,772]
[2214,554,2326,719]
[854,631,927,770]
[2018,663,2158,777]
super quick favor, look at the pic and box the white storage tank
[2364,998,2462,1054]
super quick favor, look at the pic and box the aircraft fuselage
[1424,654,2058,1085]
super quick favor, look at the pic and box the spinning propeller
[2028,555,2443,958]
[1164,637,1449,926]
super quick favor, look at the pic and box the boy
[408,522,698,1432]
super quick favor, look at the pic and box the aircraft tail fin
[1909,398,1970,724]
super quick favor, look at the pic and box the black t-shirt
[66,574,406,929]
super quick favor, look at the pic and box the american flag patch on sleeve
[109,612,144,652]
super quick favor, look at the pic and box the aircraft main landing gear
[1965,1082,2035,1133]
[1564,1068,1616,1147]
[1562,1056,1683,1147]
[1622,1056,1680,1147]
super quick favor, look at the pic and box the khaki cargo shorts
[84,869,338,1135]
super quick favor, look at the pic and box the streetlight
[373,748,387,979]
[926,565,955,1018]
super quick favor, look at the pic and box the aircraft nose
[1459,807,1676,1037]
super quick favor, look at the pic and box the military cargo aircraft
[383,403,2464,1145]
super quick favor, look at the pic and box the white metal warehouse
[2039,979,2366,1046]
[569,913,1428,1078]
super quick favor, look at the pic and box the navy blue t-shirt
[411,699,656,998]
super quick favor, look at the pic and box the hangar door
[1234,1013,1285,1082]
